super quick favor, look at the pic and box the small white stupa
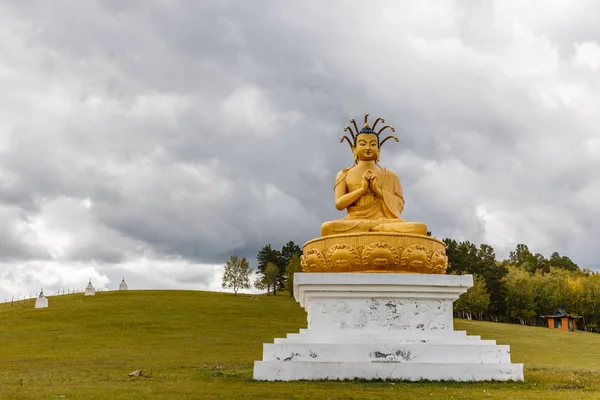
[34,288,48,309]
[84,279,96,296]
[119,277,128,291]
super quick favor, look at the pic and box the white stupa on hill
[84,279,96,296]
[119,277,128,291]
[34,288,48,309]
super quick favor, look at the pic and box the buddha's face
[355,133,379,161]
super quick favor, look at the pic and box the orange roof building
[541,309,581,332]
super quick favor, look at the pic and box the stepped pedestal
[253,273,523,381]
[84,280,96,296]
[34,289,48,309]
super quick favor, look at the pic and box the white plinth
[119,282,128,290]
[85,286,96,296]
[254,273,523,382]
[35,296,48,309]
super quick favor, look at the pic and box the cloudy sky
[1,0,600,300]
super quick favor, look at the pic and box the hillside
[1,290,599,399]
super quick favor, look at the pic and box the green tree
[503,266,536,325]
[475,245,507,318]
[280,241,301,290]
[532,253,550,274]
[264,262,279,295]
[443,238,458,269]
[582,274,600,332]
[281,241,302,266]
[285,254,302,297]
[257,244,284,291]
[444,239,507,319]
[520,253,549,274]
[549,252,579,272]
[508,244,533,267]
[221,255,252,295]
[445,240,478,275]
[257,245,282,274]
[253,275,266,292]
[455,274,490,320]
[531,267,571,317]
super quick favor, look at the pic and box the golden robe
[321,167,426,236]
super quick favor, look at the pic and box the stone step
[289,329,478,340]
[275,334,494,345]
[263,343,511,363]
[297,328,469,336]
[253,361,524,381]
[274,337,495,345]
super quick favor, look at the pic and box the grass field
[1,290,600,399]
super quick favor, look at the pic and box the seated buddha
[321,114,427,237]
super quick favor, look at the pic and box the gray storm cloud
[1,0,600,299]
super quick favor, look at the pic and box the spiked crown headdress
[340,113,399,153]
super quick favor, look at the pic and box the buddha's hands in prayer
[361,170,373,192]
[370,175,383,197]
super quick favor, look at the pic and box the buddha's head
[355,129,379,162]
[340,113,399,164]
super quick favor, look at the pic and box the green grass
[1,291,600,399]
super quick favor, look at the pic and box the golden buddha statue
[301,113,448,274]
[321,114,427,237]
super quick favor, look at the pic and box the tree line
[222,238,600,332]
[445,239,600,331]
[221,241,302,297]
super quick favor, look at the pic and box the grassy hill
[1,290,599,399]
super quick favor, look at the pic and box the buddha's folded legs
[321,219,376,236]
[321,219,427,237]
[369,221,427,235]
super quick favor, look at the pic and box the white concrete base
[34,296,48,309]
[253,273,523,382]
[254,362,523,381]
[85,283,96,296]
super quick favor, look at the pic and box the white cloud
[221,85,303,135]
[574,41,600,69]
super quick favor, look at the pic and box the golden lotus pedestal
[300,232,448,274]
